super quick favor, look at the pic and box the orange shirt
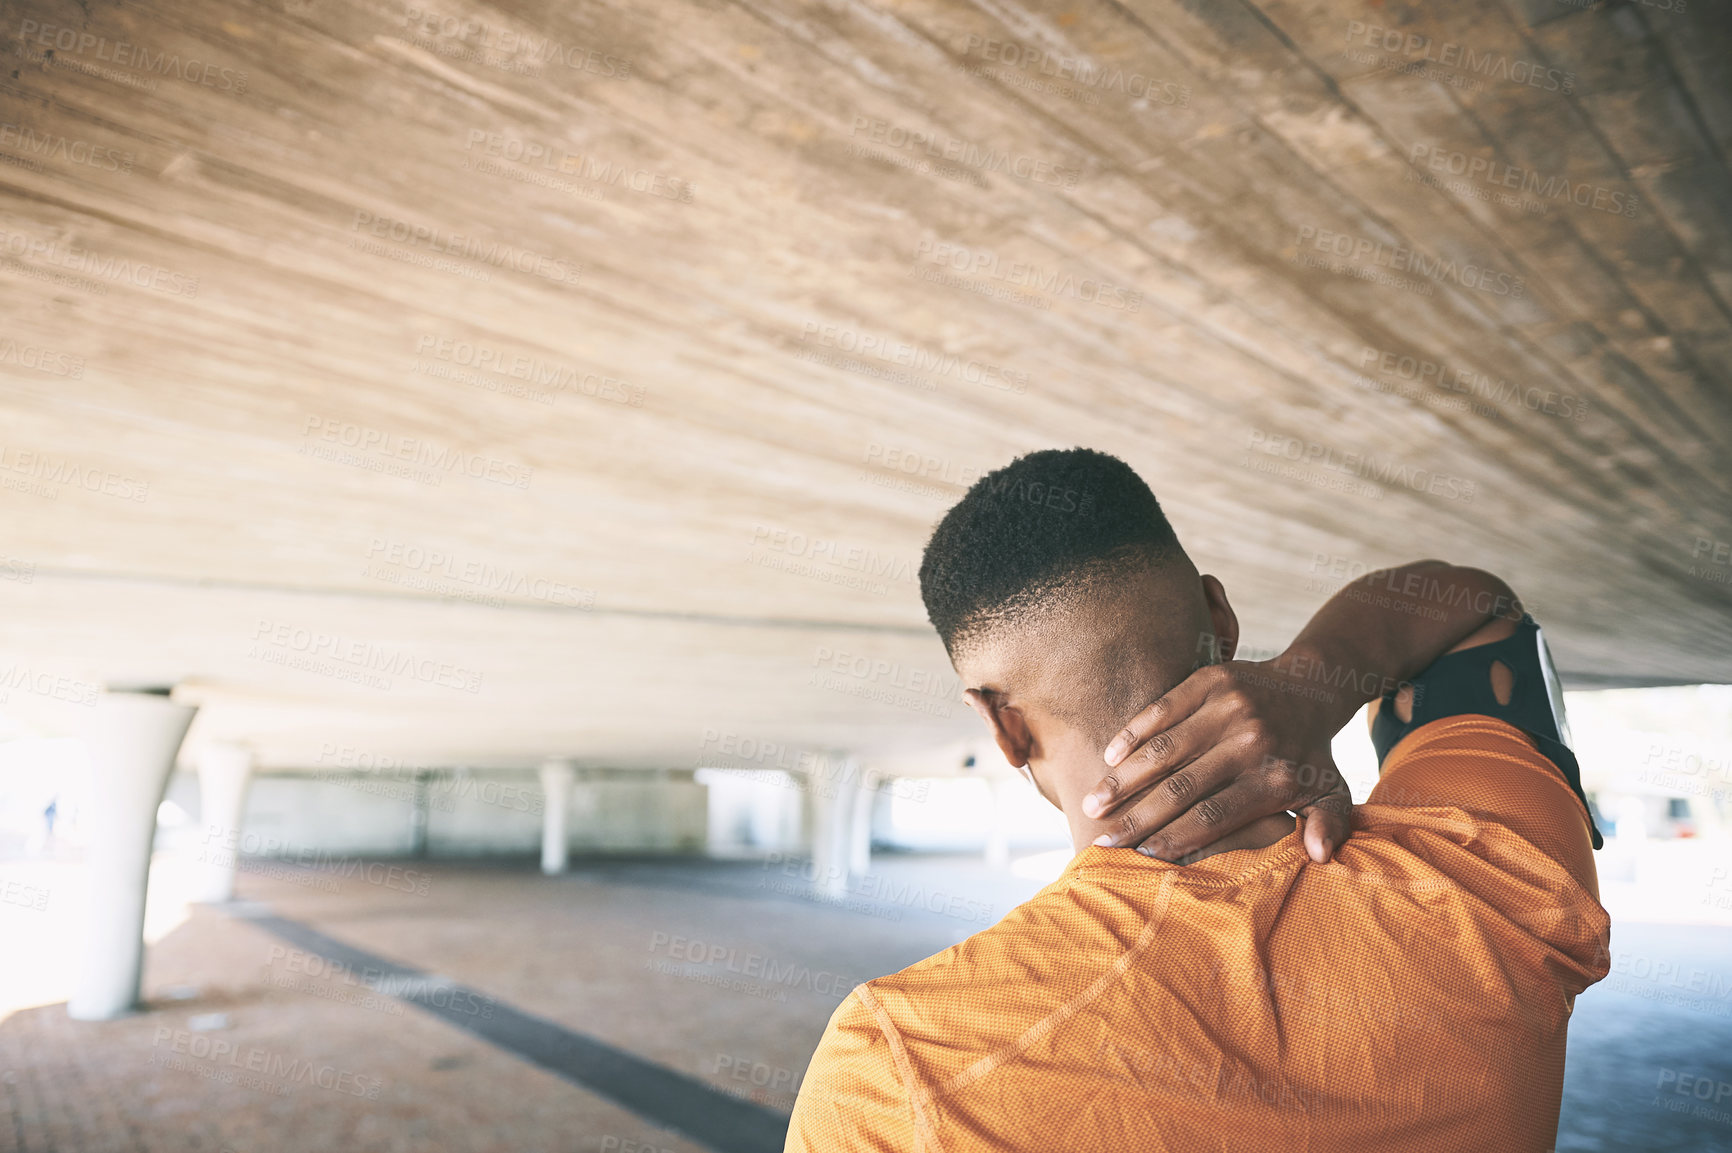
[785,717,1609,1152]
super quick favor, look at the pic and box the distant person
[43,796,57,839]
[787,448,1606,1152]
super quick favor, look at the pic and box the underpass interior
[1,0,1730,1148]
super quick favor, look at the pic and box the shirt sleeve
[785,988,918,1153]
[1369,715,1596,890]
[1366,715,1609,994]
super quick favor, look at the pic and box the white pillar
[847,762,874,879]
[68,689,197,1020]
[190,743,254,903]
[539,758,575,875]
[809,754,855,899]
[984,775,1015,868]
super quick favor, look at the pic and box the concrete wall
[157,766,1062,862]
[425,773,545,856]
[160,769,708,859]
[568,775,708,854]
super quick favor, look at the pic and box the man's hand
[1079,562,1517,866]
[1081,657,1355,865]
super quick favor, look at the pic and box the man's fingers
[1297,796,1351,864]
[1294,759,1352,862]
[1083,709,1214,819]
[1101,666,1221,767]
[1123,774,1275,862]
[1095,749,1353,862]
[1091,746,1248,852]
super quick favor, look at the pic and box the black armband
[1370,613,1603,850]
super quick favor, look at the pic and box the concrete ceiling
[0,0,1728,772]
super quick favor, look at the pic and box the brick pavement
[0,855,1009,1153]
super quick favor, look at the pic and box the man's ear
[963,688,1034,770]
[1199,574,1240,662]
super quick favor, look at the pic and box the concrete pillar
[408,770,431,858]
[847,762,874,879]
[68,689,197,1021]
[539,758,575,875]
[984,775,1015,868]
[809,755,857,899]
[190,742,253,903]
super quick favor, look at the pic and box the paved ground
[1557,921,1732,1152]
[2,854,1729,1151]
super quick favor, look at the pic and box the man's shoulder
[792,868,1160,1149]
[787,987,919,1151]
[858,873,1133,1048]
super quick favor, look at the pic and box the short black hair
[919,448,1182,654]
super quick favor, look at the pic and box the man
[786,448,1607,1151]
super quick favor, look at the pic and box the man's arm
[1365,609,1522,734]
[1083,561,1522,862]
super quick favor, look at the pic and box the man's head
[919,448,1240,845]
